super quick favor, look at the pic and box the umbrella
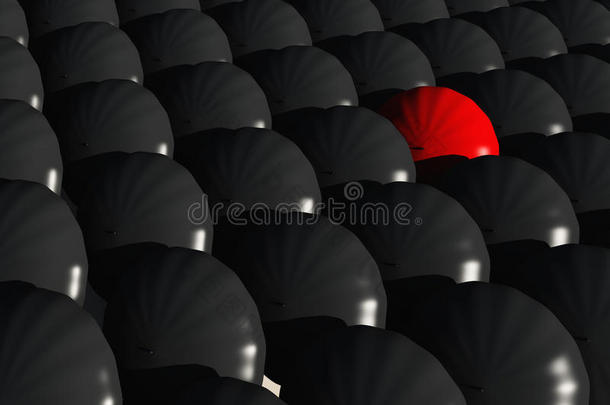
[123,9,231,75]
[44,79,173,163]
[445,0,508,16]
[281,325,466,405]
[517,54,610,117]
[0,99,63,192]
[207,0,312,58]
[324,181,490,283]
[370,0,449,28]
[213,213,387,328]
[65,152,213,253]
[0,0,28,45]
[237,46,358,116]
[520,132,610,214]
[440,70,572,138]
[439,155,579,246]
[31,22,143,94]
[174,127,321,213]
[394,282,590,405]
[458,6,567,62]
[284,0,384,42]
[103,245,266,383]
[146,62,271,137]
[0,180,87,304]
[0,281,121,404]
[0,37,43,109]
[317,31,436,100]
[116,0,200,24]
[521,0,610,47]
[18,0,118,39]
[279,106,415,188]
[377,86,499,161]
[496,244,610,405]
[390,18,505,78]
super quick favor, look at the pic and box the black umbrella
[458,6,567,62]
[445,0,507,16]
[103,245,266,383]
[520,132,610,214]
[146,62,271,137]
[325,181,490,283]
[0,180,87,304]
[175,127,321,213]
[213,213,387,328]
[0,100,63,192]
[317,31,436,101]
[439,156,580,246]
[207,0,312,58]
[279,106,415,188]
[116,0,200,24]
[44,79,173,163]
[31,22,143,94]
[65,152,213,253]
[284,0,384,42]
[391,18,505,78]
[440,69,572,138]
[370,0,449,28]
[237,46,358,116]
[0,281,122,405]
[18,0,119,39]
[0,37,43,109]
[572,113,610,140]
[0,0,28,45]
[517,54,610,117]
[281,325,466,405]
[394,282,590,405]
[123,9,232,75]
[521,0,610,47]
[496,244,610,405]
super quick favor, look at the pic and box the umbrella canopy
[18,0,118,39]
[521,132,610,214]
[174,127,321,213]
[522,0,610,47]
[445,0,508,15]
[284,0,384,42]
[213,213,387,328]
[116,0,200,24]
[31,22,143,94]
[123,9,231,75]
[102,245,266,383]
[0,100,63,192]
[377,86,499,161]
[0,180,87,304]
[237,46,358,116]
[440,70,572,138]
[0,281,121,404]
[146,62,271,137]
[325,181,490,282]
[496,244,610,405]
[65,152,213,253]
[458,6,567,62]
[0,0,28,45]
[439,155,580,246]
[281,325,466,405]
[279,106,415,188]
[317,31,435,99]
[393,282,590,405]
[0,37,44,109]
[370,0,449,28]
[207,0,312,58]
[44,79,173,163]
[391,18,505,78]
